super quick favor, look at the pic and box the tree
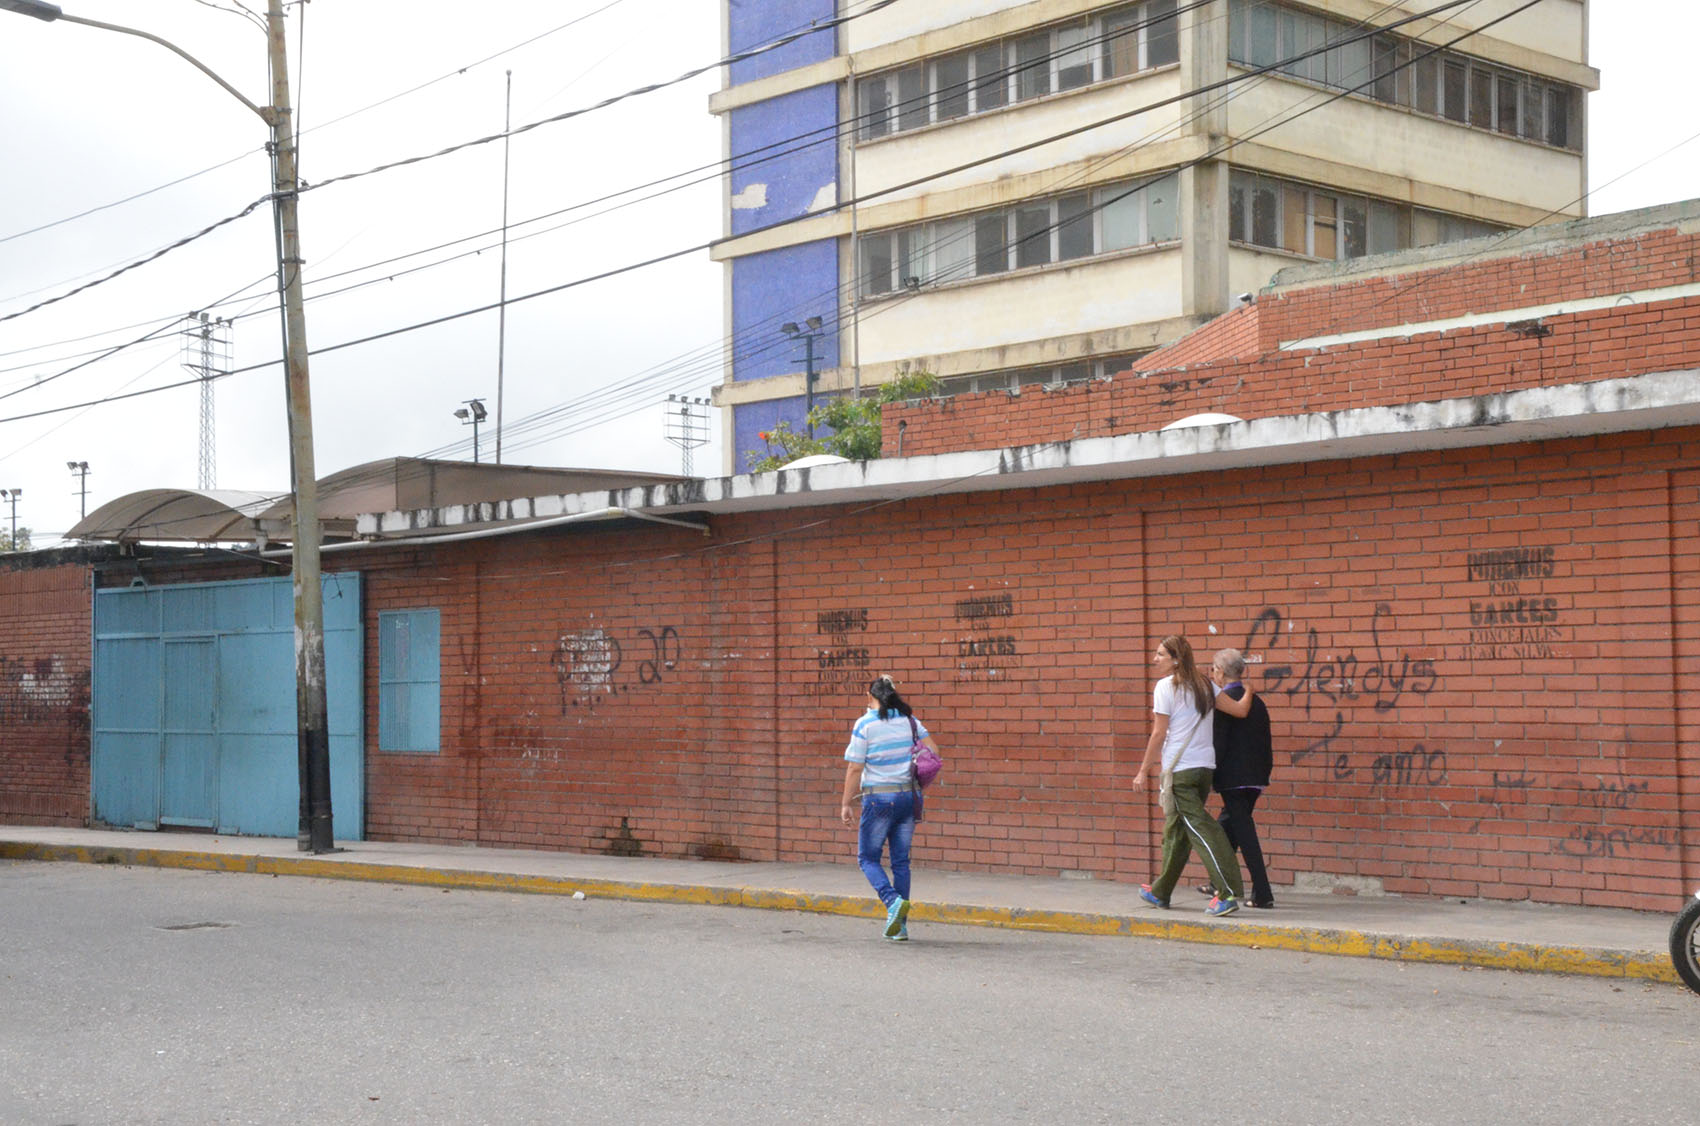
[0,527,33,552]
[746,371,940,472]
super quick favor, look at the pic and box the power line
[0,0,1556,465]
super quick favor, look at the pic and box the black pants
[1217,788,1272,905]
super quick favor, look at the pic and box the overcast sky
[1,0,1696,548]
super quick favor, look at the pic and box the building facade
[5,200,1696,914]
[712,0,1595,470]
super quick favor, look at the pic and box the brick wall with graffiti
[329,425,1697,912]
[0,561,92,826]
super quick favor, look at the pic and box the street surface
[2,860,1696,1125]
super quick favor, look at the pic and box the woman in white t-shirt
[1133,634,1252,916]
[839,674,941,942]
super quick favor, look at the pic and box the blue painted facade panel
[91,573,364,840]
[729,85,838,238]
[731,241,840,381]
[728,0,837,86]
[730,236,840,471]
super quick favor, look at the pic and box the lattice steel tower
[181,312,231,490]
[664,395,711,477]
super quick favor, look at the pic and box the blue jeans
[857,790,917,908]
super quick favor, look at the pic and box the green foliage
[746,371,940,472]
[0,527,33,552]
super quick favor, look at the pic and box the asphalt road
[2,860,1696,1125]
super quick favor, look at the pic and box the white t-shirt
[1154,676,1215,772]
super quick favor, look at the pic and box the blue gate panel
[92,733,161,830]
[216,733,298,837]
[92,573,364,840]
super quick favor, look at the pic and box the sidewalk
[1,825,1681,986]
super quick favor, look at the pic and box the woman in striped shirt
[840,674,942,941]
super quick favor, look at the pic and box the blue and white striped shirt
[845,707,930,788]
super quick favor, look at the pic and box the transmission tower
[181,312,231,490]
[664,395,711,477]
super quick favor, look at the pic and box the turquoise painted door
[92,573,363,840]
[160,639,218,828]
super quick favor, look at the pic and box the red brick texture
[884,222,1700,458]
[331,426,1695,911]
[0,562,92,825]
[3,428,1697,909]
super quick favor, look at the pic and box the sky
[1,0,1697,548]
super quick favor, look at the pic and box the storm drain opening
[156,922,236,931]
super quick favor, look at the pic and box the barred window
[1228,170,1504,261]
[1226,0,1581,150]
[857,1,1179,141]
[858,174,1180,297]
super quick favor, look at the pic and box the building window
[857,0,1179,141]
[379,609,440,753]
[940,352,1150,396]
[1226,0,1581,151]
[858,173,1179,297]
[1228,170,1503,260]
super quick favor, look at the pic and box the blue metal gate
[91,573,363,839]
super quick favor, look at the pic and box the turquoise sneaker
[885,924,909,942]
[884,897,910,937]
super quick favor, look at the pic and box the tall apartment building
[711,0,1595,470]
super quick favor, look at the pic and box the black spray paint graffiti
[1242,603,1438,768]
[1557,825,1678,859]
[951,590,1021,680]
[1464,544,1567,660]
[808,608,873,697]
[0,655,87,729]
[551,625,680,713]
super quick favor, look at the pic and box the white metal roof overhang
[358,369,1700,537]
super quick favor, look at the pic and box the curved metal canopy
[67,489,285,544]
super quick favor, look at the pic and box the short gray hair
[1214,648,1246,679]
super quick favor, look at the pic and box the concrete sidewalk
[1,825,1683,987]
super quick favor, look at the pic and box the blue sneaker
[1205,895,1240,918]
[1138,885,1169,909]
[884,897,910,937]
[885,924,909,942]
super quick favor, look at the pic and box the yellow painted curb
[3,840,1678,986]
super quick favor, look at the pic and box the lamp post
[4,0,336,852]
[0,487,19,548]
[781,316,824,437]
[67,461,89,518]
[454,398,489,463]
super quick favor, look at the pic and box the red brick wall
[1257,225,1700,351]
[0,561,92,825]
[883,293,1700,458]
[9,435,1694,910]
[337,426,1699,910]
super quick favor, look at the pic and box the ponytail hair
[1159,634,1214,716]
[869,674,913,720]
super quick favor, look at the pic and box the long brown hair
[1160,635,1214,716]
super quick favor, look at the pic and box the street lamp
[781,315,825,437]
[3,0,336,853]
[454,398,489,463]
[0,487,20,549]
[67,461,89,518]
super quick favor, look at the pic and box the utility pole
[67,461,89,518]
[0,0,334,852]
[664,395,711,476]
[182,312,230,490]
[782,317,824,437]
[0,487,19,548]
[266,0,335,854]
